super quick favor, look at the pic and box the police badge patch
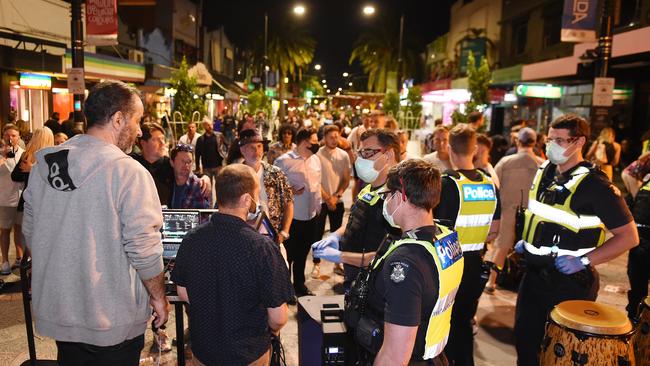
[389,262,409,283]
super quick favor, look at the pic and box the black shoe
[294,286,314,297]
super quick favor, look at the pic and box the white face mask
[382,192,401,228]
[355,155,385,183]
[546,140,573,165]
[247,194,262,221]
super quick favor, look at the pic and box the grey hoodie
[23,134,164,346]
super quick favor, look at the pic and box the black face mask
[309,143,320,154]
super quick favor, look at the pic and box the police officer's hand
[312,233,341,251]
[514,240,526,254]
[313,247,342,264]
[555,255,585,275]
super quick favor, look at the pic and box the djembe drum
[540,300,635,365]
[634,296,650,366]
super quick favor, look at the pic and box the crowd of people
[2,79,648,365]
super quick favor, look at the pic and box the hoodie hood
[35,134,131,191]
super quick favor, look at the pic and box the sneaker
[333,263,344,276]
[310,263,321,279]
[0,262,10,275]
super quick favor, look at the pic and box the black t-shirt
[434,169,501,227]
[365,225,441,361]
[130,153,173,206]
[171,213,294,365]
[540,161,633,230]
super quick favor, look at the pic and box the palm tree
[246,24,315,119]
[349,23,417,93]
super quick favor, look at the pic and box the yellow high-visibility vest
[447,170,497,252]
[522,161,606,257]
[371,225,464,360]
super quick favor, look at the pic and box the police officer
[627,177,650,319]
[312,129,401,288]
[434,125,501,366]
[514,115,638,366]
[344,159,464,365]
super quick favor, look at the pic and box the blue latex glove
[313,246,342,264]
[555,255,585,275]
[312,233,341,251]
[514,240,526,254]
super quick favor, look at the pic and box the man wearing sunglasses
[312,129,402,290]
[435,124,501,366]
[513,114,638,366]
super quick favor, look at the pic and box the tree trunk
[278,69,286,121]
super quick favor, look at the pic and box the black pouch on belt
[355,316,383,355]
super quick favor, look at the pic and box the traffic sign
[592,77,615,107]
[67,68,85,95]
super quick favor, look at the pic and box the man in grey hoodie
[23,80,168,365]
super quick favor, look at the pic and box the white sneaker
[1,262,11,275]
[310,263,321,279]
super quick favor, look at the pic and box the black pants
[56,334,144,366]
[627,243,650,319]
[314,202,345,264]
[514,265,598,366]
[444,251,486,366]
[285,216,321,293]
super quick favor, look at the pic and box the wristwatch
[280,230,290,239]
[579,255,591,266]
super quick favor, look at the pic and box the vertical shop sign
[561,0,598,42]
[86,0,118,46]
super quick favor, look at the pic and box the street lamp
[327,89,331,94]
[338,87,342,91]
[314,64,321,70]
[342,72,349,77]
[263,4,307,91]
[321,79,327,84]
[363,5,375,16]
[293,4,306,15]
[348,82,353,87]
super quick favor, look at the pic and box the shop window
[614,0,641,27]
[512,20,528,56]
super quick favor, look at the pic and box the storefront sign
[515,84,562,99]
[19,73,51,89]
[561,0,598,43]
[65,51,145,82]
[86,0,118,46]
[592,77,614,107]
[459,38,486,74]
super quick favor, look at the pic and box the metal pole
[598,0,613,77]
[71,0,85,131]
[263,12,268,91]
[397,13,404,89]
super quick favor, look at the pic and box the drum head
[550,300,633,335]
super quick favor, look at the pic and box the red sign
[420,79,452,93]
[86,0,118,46]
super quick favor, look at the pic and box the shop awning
[210,71,249,99]
[64,50,145,82]
[522,26,650,81]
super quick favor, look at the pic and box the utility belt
[522,249,595,289]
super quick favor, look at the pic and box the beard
[116,124,137,154]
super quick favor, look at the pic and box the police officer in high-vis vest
[340,159,463,365]
[311,129,401,288]
[514,115,638,366]
[434,125,501,366]
[626,177,650,319]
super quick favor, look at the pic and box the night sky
[204,0,453,90]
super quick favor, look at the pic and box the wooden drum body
[540,300,635,366]
[634,297,650,366]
